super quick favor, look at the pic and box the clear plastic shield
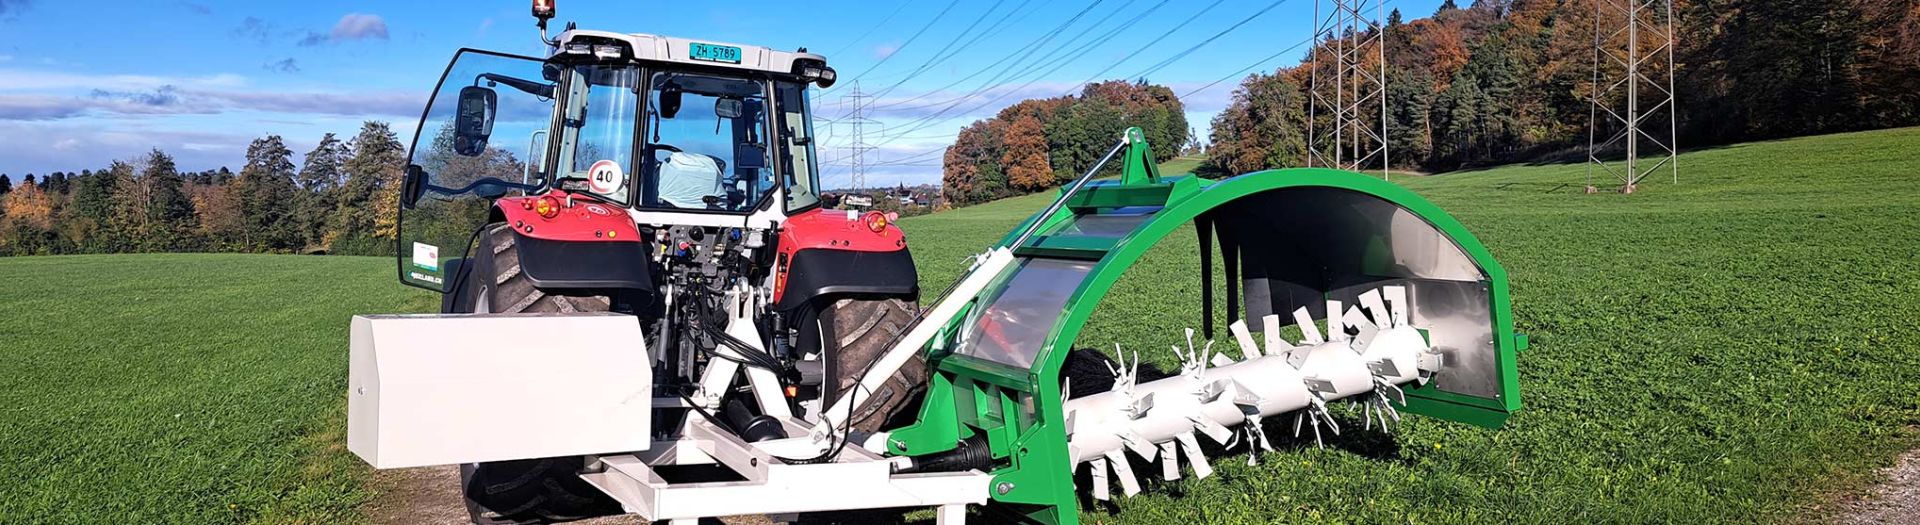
[398,50,555,292]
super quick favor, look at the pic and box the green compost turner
[881,127,1525,524]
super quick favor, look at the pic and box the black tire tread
[820,297,926,433]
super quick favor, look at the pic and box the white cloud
[331,13,389,41]
[0,68,246,91]
[298,13,391,46]
[0,121,256,172]
[0,67,423,122]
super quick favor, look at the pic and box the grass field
[2,128,1917,523]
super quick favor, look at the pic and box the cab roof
[551,30,827,76]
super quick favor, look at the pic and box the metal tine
[1160,441,1180,481]
[1344,306,1380,350]
[1122,431,1158,460]
[1261,314,1291,356]
[1244,414,1272,465]
[1358,288,1389,327]
[1228,320,1261,361]
[1325,300,1347,341]
[1292,307,1324,344]
[1191,415,1234,445]
[1090,457,1111,501]
[1106,449,1142,496]
[1383,285,1409,328]
[1307,411,1324,449]
[1177,432,1213,479]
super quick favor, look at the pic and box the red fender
[496,190,641,242]
[773,208,911,306]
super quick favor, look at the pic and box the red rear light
[534,196,560,218]
[863,211,889,233]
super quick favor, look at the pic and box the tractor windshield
[640,72,773,211]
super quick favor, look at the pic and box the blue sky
[0,0,1442,186]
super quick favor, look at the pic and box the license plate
[689,42,742,64]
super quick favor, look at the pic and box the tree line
[1210,0,1920,175]
[0,122,406,257]
[942,80,1190,206]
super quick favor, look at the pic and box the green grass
[0,255,434,524]
[3,128,1917,523]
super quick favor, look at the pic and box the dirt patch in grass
[1829,448,1920,524]
[366,466,662,525]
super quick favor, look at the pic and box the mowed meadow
[2,128,1917,523]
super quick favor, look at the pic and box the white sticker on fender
[587,159,624,195]
[412,242,439,271]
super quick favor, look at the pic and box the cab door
[397,50,556,292]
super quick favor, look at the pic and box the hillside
[0,128,1915,523]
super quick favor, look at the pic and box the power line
[1179,37,1313,99]
[870,0,1129,112]
[821,0,1121,149]
[822,0,966,98]
[870,0,1229,144]
[825,0,915,57]
[1122,0,1295,82]
[863,0,1025,101]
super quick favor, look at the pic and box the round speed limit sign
[586,159,624,194]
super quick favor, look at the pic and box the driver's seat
[653,150,727,209]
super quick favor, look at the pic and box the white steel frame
[583,248,1017,524]
[580,413,989,524]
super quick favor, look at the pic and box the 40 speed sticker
[587,159,624,195]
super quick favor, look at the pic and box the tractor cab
[395,26,837,293]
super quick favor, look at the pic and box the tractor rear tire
[467,222,616,315]
[818,297,927,433]
[447,223,623,525]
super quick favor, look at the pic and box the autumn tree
[1001,115,1054,191]
[0,182,56,255]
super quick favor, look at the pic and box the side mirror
[401,164,429,209]
[715,98,743,119]
[454,86,497,157]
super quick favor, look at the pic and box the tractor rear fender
[773,208,918,310]
[489,192,655,293]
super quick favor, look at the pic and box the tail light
[863,211,890,233]
[534,196,560,218]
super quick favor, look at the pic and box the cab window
[555,65,640,204]
[775,81,821,212]
[641,72,772,211]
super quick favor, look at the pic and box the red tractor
[394,5,921,522]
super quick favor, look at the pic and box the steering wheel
[646,143,683,157]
